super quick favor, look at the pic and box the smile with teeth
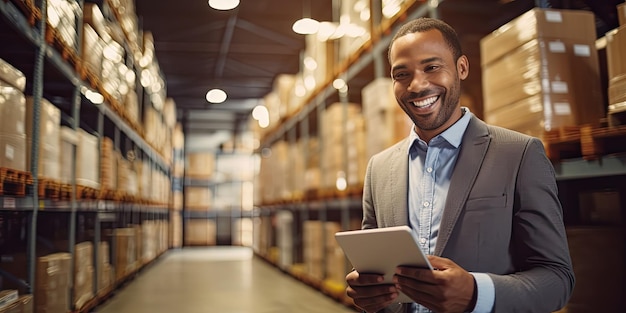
[411,95,439,108]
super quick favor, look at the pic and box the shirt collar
[407,107,473,154]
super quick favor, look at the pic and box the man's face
[389,29,468,138]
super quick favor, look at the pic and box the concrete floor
[94,247,358,313]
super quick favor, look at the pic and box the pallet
[59,183,72,200]
[37,178,61,199]
[542,124,626,162]
[8,0,40,26]
[0,168,32,196]
[98,188,119,201]
[76,185,98,200]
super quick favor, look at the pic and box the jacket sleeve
[489,138,575,312]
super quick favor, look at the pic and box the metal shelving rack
[0,0,171,311]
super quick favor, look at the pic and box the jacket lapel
[434,116,491,256]
[388,138,410,227]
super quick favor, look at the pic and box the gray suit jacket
[362,115,575,313]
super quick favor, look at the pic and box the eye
[424,64,440,72]
[393,71,409,81]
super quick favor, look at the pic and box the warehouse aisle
[94,246,358,313]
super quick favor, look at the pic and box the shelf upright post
[338,82,351,233]
[371,0,385,79]
[26,0,48,296]
[316,97,328,280]
[298,110,310,264]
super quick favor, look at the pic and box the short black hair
[388,17,463,62]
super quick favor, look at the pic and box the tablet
[334,225,433,303]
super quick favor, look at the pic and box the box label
[551,81,569,94]
[549,41,566,53]
[545,11,563,23]
[573,44,591,57]
[5,144,14,160]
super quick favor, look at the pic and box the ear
[457,55,469,80]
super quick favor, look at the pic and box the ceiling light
[208,0,240,10]
[206,88,227,103]
[292,18,319,35]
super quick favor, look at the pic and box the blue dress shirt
[406,108,494,313]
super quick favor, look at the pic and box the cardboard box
[184,187,212,210]
[59,126,78,184]
[25,97,61,180]
[605,26,626,82]
[618,3,626,26]
[76,129,100,189]
[186,152,215,178]
[480,8,597,67]
[0,58,26,91]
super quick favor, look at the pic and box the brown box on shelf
[186,152,215,178]
[113,228,136,281]
[185,219,216,246]
[480,8,597,67]
[608,75,626,108]
[82,2,107,38]
[482,37,604,130]
[18,295,33,313]
[618,3,626,26]
[605,26,626,82]
[35,253,70,313]
[80,24,103,77]
[25,97,61,180]
[0,58,26,92]
[100,137,117,191]
[73,266,94,310]
[76,128,100,189]
[0,81,26,171]
[59,126,78,185]
[184,186,212,210]
[362,78,413,159]
[74,242,93,269]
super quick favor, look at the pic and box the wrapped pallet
[58,127,78,185]
[25,97,61,180]
[481,8,604,137]
[76,129,100,189]
[0,59,27,172]
[100,137,117,192]
[113,228,136,282]
[73,242,94,310]
[361,77,413,160]
[35,253,71,313]
[185,219,216,246]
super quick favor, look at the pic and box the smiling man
[345,18,575,313]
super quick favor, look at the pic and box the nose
[408,70,429,92]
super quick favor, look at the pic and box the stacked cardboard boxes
[73,242,94,310]
[606,8,626,121]
[185,219,216,246]
[35,253,71,313]
[25,97,61,180]
[100,137,117,192]
[97,242,113,296]
[58,126,78,185]
[320,102,367,189]
[481,8,604,138]
[114,228,136,282]
[0,58,27,171]
[76,129,100,189]
[361,77,412,160]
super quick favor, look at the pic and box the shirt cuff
[469,272,495,313]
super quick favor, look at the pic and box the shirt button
[420,238,427,244]
[423,201,430,207]
[426,167,433,173]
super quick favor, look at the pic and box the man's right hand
[346,270,399,312]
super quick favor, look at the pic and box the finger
[351,287,400,312]
[395,266,438,284]
[348,272,387,286]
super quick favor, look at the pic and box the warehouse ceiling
[133,0,624,141]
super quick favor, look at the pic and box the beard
[403,75,462,132]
